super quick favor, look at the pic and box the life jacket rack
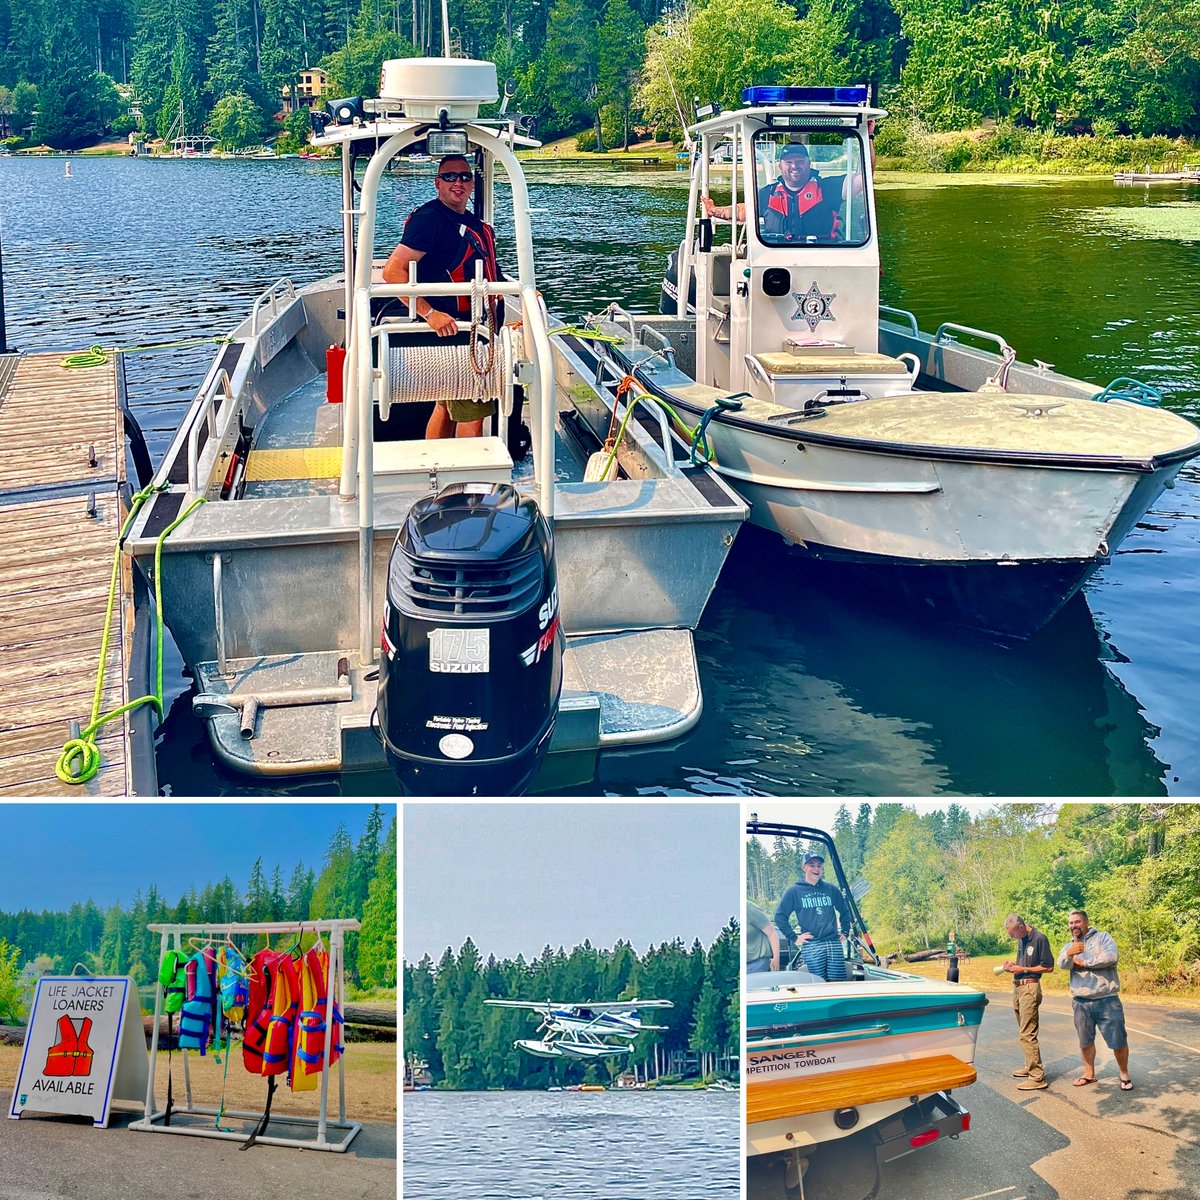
[130,919,363,1153]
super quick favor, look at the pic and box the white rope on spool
[378,331,508,419]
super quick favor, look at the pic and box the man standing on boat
[746,899,781,974]
[1002,913,1053,1091]
[1058,909,1134,1091]
[772,852,852,980]
[382,154,502,439]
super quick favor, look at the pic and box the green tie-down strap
[1091,377,1162,406]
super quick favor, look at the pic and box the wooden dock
[0,350,147,795]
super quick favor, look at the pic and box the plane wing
[485,998,673,1013]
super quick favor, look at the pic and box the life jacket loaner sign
[44,1015,95,1077]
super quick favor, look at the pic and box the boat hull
[746,972,987,1154]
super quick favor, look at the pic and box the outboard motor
[378,482,563,796]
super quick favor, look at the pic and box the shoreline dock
[0,350,151,795]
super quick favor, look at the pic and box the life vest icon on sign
[44,1015,95,1077]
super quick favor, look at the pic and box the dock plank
[0,353,140,795]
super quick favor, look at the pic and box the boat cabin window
[751,130,870,248]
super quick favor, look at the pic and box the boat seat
[747,1054,977,1124]
[753,350,912,378]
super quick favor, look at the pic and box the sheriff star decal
[792,281,837,331]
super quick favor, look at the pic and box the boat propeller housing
[377,482,563,796]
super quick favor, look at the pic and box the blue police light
[742,86,869,106]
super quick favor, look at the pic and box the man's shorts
[800,938,849,982]
[446,396,497,423]
[747,955,773,974]
[1073,993,1128,1050]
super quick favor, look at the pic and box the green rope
[60,336,232,369]
[1091,377,1163,407]
[55,488,207,785]
[547,324,624,345]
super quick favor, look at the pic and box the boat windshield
[751,129,870,248]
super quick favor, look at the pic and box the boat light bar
[744,85,869,106]
[766,114,856,129]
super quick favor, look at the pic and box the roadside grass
[0,1041,397,1121]
[900,955,1200,1005]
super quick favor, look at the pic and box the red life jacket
[45,1015,94,1077]
[765,178,841,241]
[242,949,300,1081]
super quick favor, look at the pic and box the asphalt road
[0,1097,396,1200]
[748,990,1200,1200]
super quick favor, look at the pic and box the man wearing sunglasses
[382,154,503,438]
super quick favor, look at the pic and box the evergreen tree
[358,815,397,988]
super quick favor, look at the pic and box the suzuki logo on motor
[538,585,559,631]
[520,615,560,667]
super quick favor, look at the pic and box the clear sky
[402,802,741,962]
[0,802,396,911]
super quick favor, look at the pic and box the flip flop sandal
[1073,1076,1097,1087]
[1120,1079,1134,1090]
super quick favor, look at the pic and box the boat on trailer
[564,85,1200,639]
[746,817,987,1197]
[121,52,746,794]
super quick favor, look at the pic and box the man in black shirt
[1003,913,1054,1090]
[382,154,502,438]
[773,852,852,981]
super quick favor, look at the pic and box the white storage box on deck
[373,436,514,493]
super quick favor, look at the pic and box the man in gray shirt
[1058,908,1133,1090]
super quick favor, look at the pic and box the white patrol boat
[120,50,746,794]
[558,85,1200,639]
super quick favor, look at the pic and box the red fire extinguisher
[325,345,346,404]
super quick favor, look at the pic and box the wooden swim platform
[747,1054,977,1124]
[0,350,146,795]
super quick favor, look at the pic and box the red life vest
[45,1015,94,1077]
[243,949,300,1081]
[765,178,841,241]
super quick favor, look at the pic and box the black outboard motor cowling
[378,482,563,796]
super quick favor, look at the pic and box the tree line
[2,0,1197,152]
[749,803,1200,988]
[0,805,397,1022]
[404,921,740,1088]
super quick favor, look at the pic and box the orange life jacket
[242,949,300,1081]
[292,946,344,1088]
[45,1015,94,1077]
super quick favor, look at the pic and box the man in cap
[1002,913,1054,1090]
[1059,909,1133,1090]
[773,850,853,980]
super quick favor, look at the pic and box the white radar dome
[380,58,498,120]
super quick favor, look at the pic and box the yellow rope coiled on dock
[55,486,207,786]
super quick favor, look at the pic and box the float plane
[484,998,673,1059]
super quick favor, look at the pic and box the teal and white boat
[746,818,987,1194]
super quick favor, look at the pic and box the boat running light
[428,130,469,157]
[743,85,869,106]
[909,1129,941,1149]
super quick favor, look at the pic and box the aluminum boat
[556,86,1200,639]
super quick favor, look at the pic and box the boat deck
[747,1054,977,1123]
[0,352,142,795]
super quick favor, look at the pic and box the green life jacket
[159,950,188,1015]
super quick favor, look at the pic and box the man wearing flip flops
[1059,908,1134,1092]
[1002,914,1054,1090]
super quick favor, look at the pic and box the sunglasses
[437,171,474,183]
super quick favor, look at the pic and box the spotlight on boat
[377,483,563,796]
[326,97,365,126]
[309,109,331,137]
[427,129,469,157]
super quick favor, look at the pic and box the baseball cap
[803,852,824,865]
[779,143,810,159]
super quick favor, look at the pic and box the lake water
[402,1090,740,1198]
[2,156,1199,796]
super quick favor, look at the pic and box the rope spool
[379,330,508,420]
